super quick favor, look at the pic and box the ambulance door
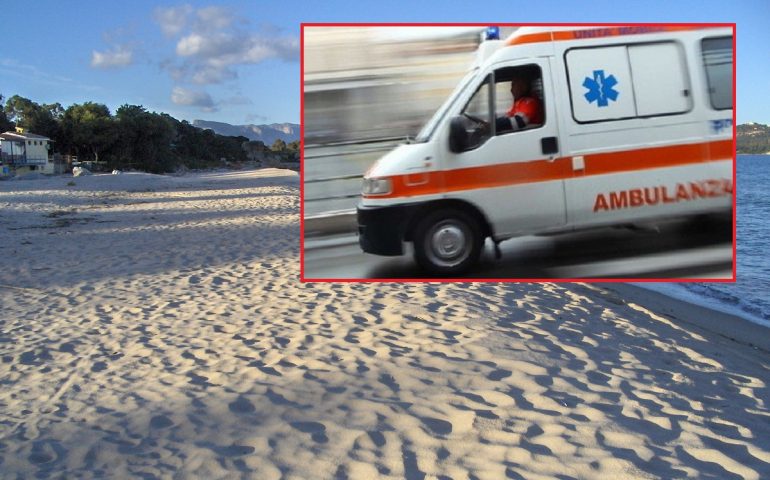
[562,40,700,225]
[444,59,566,238]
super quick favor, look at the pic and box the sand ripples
[1,170,768,479]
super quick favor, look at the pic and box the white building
[0,128,54,176]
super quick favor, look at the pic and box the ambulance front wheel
[413,209,483,275]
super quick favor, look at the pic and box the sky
[1,0,767,126]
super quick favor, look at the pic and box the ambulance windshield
[415,68,479,143]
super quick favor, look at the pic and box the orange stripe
[507,26,721,46]
[584,142,706,176]
[441,157,573,193]
[507,31,553,46]
[363,139,732,200]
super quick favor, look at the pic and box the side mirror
[449,116,468,153]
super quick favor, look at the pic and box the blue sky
[2,0,766,125]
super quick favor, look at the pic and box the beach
[1,169,768,479]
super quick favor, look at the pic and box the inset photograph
[301,24,735,280]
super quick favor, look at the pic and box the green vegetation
[0,95,16,133]
[1,94,298,173]
[737,123,770,154]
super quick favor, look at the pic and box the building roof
[0,131,51,141]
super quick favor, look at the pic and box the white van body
[356,26,734,275]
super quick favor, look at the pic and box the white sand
[1,169,768,479]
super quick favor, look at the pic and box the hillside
[193,120,299,145]
[737,122,770,154]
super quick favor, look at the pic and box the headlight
[362,177,392,195]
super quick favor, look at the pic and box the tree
[168,120,247,169]
[4,95,35,125]
[3,95,59,139]
[271,138,287,153]
[44,102,65,121]
[0,94,14,132]
[61,102,118,163]
[737,123,770,154]
[286,140,300,161]
[114,105,176,172]
[1,93,255,172]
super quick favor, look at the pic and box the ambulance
[356,25,734,275]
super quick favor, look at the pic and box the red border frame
[300,22,737,283]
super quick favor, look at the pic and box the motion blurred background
[303,26,511,219]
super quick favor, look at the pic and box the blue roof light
[485,26,500,41]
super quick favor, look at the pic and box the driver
[496,72,543,133]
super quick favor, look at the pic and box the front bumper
[357,203,417,256]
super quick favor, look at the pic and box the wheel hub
[432,224,466,260]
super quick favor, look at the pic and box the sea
[639,154,770,329]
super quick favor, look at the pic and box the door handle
[541,136,559,155]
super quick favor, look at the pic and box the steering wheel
[462,113,488,126]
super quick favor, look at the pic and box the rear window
[702,36,733,110]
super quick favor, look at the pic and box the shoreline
[602,282,770,353]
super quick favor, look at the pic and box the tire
[412,209,484,275]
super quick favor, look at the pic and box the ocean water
[640,155,770,328]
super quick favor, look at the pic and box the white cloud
[163,60,237,84]
[176,32,227,57]
[90,46,134,69]
[172,31,298,84]
[156,5,298,85]
[154,5,193,37]
[190,66,237,85]
[195,6,235,31]
[171,86,217,112]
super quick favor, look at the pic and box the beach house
[0,127,54,176]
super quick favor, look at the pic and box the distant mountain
[737,122,770,154]
[193,120,299,145]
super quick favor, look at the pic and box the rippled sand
[1,169,768,479]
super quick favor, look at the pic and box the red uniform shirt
[506,96,544,126]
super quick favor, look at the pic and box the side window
[452,66,545,153]
[629,43,691,116]
[463,78,491,121]
[702,36,732,110]
[567,41,691,122]
[457,75,493,150]
[493,65,545,135]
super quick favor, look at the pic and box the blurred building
[302,27,519,216]
[304,27,504,144]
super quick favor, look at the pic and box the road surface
[303,216,733,280]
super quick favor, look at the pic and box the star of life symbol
[583,70,619,107]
